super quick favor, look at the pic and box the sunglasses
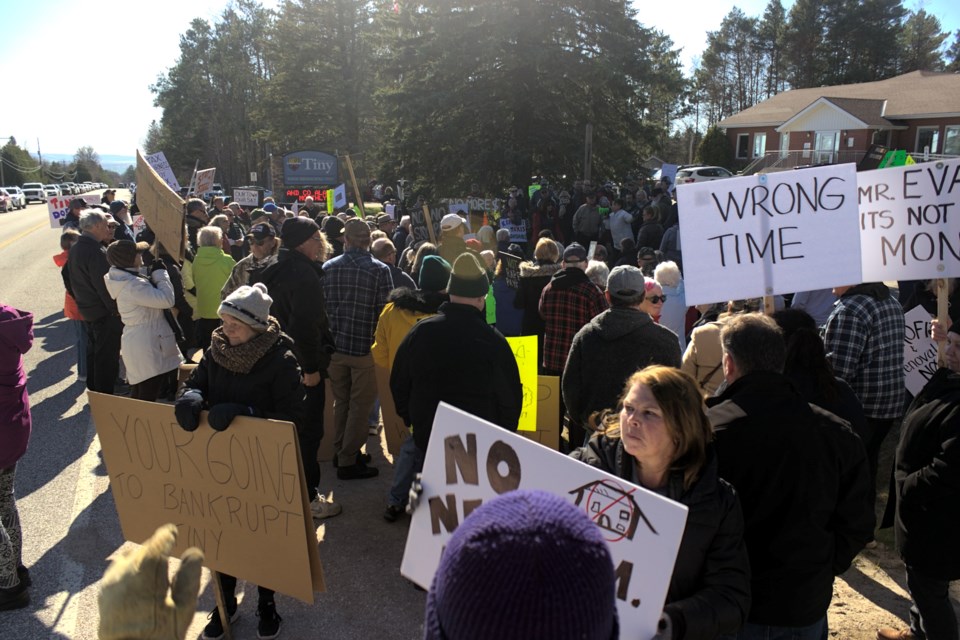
[647,295,667,304]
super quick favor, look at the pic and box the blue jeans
[907,565,959,640]
[72,319,87,377]
[724,617,826,640]
[387,436,425,508]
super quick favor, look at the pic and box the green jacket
[191,246,236,319]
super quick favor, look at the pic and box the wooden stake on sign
[211,570,234,640]
[343,154,365,215]
[937,278,949,367]
[762,295,775,315]
[422,204,437,245]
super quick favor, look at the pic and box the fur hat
[218,283,272,331]
[418,255,451,293]
[447,252,490,298]
[424,490,618,640]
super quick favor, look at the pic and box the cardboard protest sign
[87,392,325,603]
[519,376,561,451]
[500,252,522,290]
[136,149,185,259]
[194,168,216,196]
[506,336,538,432]
[374,365,409,457]
[401,403,688,638]
[233,189,260,207]
[677,164,861,306]
[903,305,939,396]
[441,197,502,213]
[411,204,444,244]
[47,193,100,228]
[498,217,527,243]
[144,151,181,193]
[859,158,960,282]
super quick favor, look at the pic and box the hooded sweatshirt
[562,307,681,428]
[0,305,34,469]
[372,288,448,373]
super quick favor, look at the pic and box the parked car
[674,165,735,185]
[22,182,46,203]
[0,189,13,212]
[43,184,61,198]
[2,187,26,209]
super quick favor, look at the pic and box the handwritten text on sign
[859,158,960,281]
[401,403,688,639]
[506,336,537,431]
[677,164,861,306]
[87,392,324,602]
[903,305,939,396]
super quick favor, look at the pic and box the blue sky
[0,0,956,157]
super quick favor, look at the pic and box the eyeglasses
[648,295,667,304]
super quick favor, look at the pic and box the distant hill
[34,153,136,174]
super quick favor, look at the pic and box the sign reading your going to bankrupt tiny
[401,403,688,639]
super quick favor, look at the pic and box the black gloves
[207,403,258,431]
[149,259,166,274]
[174,391,204,431]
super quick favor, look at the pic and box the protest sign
[858,144,888,172]
[374,364,409,457]
[506,336,538,432]
[659,163,678,191]
[859,158,960,282]
[441,197,502,213]
[903,305,939,396]
[47,193,100,228]
[194,168,216,196]
[144,151,182,193]
[333,184,347,209]
[500,252,522,290]
[879,150,916,169]
[677,164,861,306]
[411,204,444,244]
[401,403,688,639]
[385,203,396,220]
[233,189,260,207]
[498,217,527,243]
[87,392,325,603]
[518,376,561,451]
[136,149,185,259]
[131,215,146,237]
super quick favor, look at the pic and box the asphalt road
[0,195,427,639]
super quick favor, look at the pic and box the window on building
[753,133,767,158]
[945,126,960,156]
[737,134,750,159]
[916,126,940,154]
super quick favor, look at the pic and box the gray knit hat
[446,252,490,298]
[218,283,272,331]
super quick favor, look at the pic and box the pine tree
[899,9,948,72]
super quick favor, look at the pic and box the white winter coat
[104,267,183,385]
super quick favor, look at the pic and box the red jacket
[538,267,607,372]
[53,251,83,321]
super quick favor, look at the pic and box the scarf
[209,317,281,374]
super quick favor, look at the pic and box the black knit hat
[280,216,319,249]
[446,252,490,298]
[424,490,618,640]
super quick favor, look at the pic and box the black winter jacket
[252,249,334,376]
[562,308,681,430]
[895,367,960,578]
[571,437,750,639]
[182,332,306,431]
[68,233,117,321]
[513,261,561,336]
[706,372,874,627]
[390,302,522,451]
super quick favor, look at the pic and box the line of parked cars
[17,181,109,204]
[0,187,27,212]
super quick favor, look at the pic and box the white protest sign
[233,189,260,207]
[903,305,939,396]
[333,184,347,209]
[499,217,528,243]
[677,164,861,306]
[131,215,146,237]
[859,158,960,282]
[401,403,688,639]
[385,203,396,220]
[660,163,678,191]
[195,168,216,196]
[144,151,182,193]
[47,193,101,228]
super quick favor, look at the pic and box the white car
[2,187,26,209]
[22,182,46,203]
[674,166,735,185]
[43,184,61,198]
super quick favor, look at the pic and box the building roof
[719,71,960,129]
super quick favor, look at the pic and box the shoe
[384,504,405,522]
[310,495,342,520]
[77,374,87,383]
[337,462,379,480]
[332,452,372,468]
[257,600,283,639]
[0,581,29,611]
[201,601,239,640]
[17,565,31,588]
[877,629,916,640]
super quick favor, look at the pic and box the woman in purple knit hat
[0,303,33,610]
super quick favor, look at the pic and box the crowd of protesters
[0,175,953,640]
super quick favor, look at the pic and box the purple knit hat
[424,489,618,640]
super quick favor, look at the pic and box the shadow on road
[33,312,73,354]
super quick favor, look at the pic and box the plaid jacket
[538,268,608,372]
[322,248,394,356]
[824,283,906,419]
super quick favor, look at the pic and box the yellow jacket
[371,289,448,374]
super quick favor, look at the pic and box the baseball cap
[247,222,276,240]
[606,266,646,299]
[563,243,587,263]
[440,213,464,231]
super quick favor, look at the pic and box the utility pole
[583,124,593,184]
[0,136,11,186]
[37,138,43,182]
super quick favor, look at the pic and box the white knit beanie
[218,283,272,331]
